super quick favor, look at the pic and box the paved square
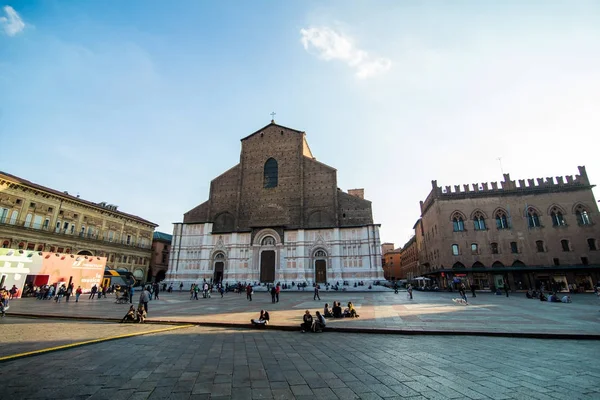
[1,323,599,399]
[6,289,600,336]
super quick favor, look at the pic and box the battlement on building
[420,166,593,214]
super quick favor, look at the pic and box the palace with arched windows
[406,166,600,292]
[0,172,158,285]
[166,121,384,286]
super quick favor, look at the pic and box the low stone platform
[5,290,600,338]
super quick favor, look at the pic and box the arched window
[215,253,225,260]
[550,207,566,226]
[490,242,499,254]
[452,262,465,269]
[575,205,591,225]
[472,261,484,268]
[527,207,541,228]
[451,213,465,232]
[261,236,275,246]
[492,261,505,268]
[263,158,278,188]
[495,210,509,229]
[451,244,459,256]
[473,212,486,231]
[536,240,545,252]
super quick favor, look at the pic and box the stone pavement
[6,290,600,336]
[0,317,176,358]
[1,323,599,400]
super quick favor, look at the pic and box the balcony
[0,218,152,250]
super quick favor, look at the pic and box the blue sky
[1,1,599,247]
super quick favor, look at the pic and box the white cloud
[300,26,391,79]
[1,5,25,36]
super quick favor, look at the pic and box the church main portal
[260,251,275,283]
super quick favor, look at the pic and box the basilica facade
[166,121,384,286]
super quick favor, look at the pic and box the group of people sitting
[120,305,147,323]
[526,289,572,303]
[301,310,327,333]
[249,301,360,333]
[323,301,359,318]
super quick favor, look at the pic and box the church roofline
[240,121,305,141]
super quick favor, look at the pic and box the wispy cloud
[1,5,25,36]
[300,26,391,79]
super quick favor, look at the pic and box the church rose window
[264,158,278,188]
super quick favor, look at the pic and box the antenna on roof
[497,157,504,175]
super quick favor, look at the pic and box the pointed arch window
[495,210,509,230]
[527,207,541,228]
[452,213,465,232]
[575,205,591,226]
[473,212,486,231]
[263,158,278,188]
[550,208,566,227]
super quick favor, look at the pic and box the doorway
[214,262,224,283]
[315,260,327,284]
[260,251,275,283]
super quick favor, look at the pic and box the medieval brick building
[413,166,600,292]
[166,121,384,285]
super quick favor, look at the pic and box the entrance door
[315,260,327,283]
[260,251,275,283]
[214,262,224,283]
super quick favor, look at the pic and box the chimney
[348,189,364,199]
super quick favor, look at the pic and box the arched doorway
[314,249,327,284]
[77,250,93,256]
[155,270,166,282]
[213,253,225,283]
[260,236,276,283]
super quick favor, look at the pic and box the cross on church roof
[270,111,276,122]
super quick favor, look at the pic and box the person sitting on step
[251,310,270,326]
[312,311,326,332]
[323,303,333,318]
[301,310,313,332]
[120,305,136,323]
[332,301,343,318]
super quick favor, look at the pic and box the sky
[1,1,600,248]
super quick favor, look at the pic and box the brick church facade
[166,121,384,286]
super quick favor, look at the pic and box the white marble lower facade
[165,223,385,286]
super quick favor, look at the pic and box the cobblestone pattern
[1,326,599,400]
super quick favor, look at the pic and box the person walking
[270,286,277,303]
[314,284,321,301]
[139,286,151,314]
[393,281,399,294]
[65,283,73,302]
[504,282,510,297]
[246,284,253,301]
[407,284,413,300]
[275,284,280,302]
[459,283,469,304]
[89,284,98,300]
[470,281,476,298]
[129,284,135,304]
[153,282,160,300]
[75,286,82,302]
